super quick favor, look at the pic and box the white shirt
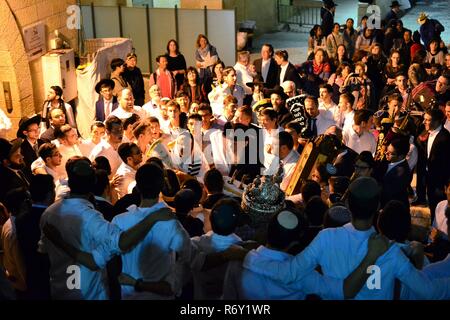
[103,99,113,119]
[343,127,377,155]
[313,111,336,136]
[208,83,245,117]
[234,62,253,95]
[261,59,271,82]
[427,125,442,158]
[89,139,122,176]
[433,200,448,237]
[279,63,289,85]
[243,223,450,299]
[142,101,161,119]
[280,149,300,192]
[57,143,83,179]
[115,162,137,199]
[78,139,97,158]
[342,110,354,131]
[39,198,122,300]
[111,203,191,299]
[445,119,450,133]
[208,130,232,176]
[318,100,340,123]
[190,231,243,300]
[109,105,146,121]
[223,246,344,300]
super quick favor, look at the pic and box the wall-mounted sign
[23,21,46,61]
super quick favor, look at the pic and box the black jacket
[253,57,279,89]
[381,159,411,208]
[277,63,303,91]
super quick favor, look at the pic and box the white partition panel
[94,7,121,38]
[149,8,177,72]
[121,7,150,73]
[207,9,236,66]
[177,9,205,69]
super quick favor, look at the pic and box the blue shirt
[112,203,191,299]
[243,223,450,299]
[224,246,343,300]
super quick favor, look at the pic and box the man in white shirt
[109,88,146,121]
[39,157,174,300]
[319,84,340,123]
[243,177,450,299]
[223,209,345,299]
[190,198,244,300]
[234,51,254,95]
[343,109,376,155]
[338,92,355,131]
[304,96,336,138]
[115,142,142,199]
[112,163,191,299]
[78,121,105,158]
[54,125,83,179]
[32,143,63,183]
[90,116,123,176]
[142,85,162,118]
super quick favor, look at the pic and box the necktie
[32,143,39,156]
[311,118,318,137]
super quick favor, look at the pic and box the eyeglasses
[385,150,397,156]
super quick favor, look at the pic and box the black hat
[246,75,266,88]
[162,169,181,206]
[95,78,115,94]
[390,1,401,7]
[0,138,12,162]
[17,114,41,138]
[323,0,338,8]
[263,85,289,101]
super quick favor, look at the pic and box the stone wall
[0,0,78,140]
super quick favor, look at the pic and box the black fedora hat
[390,1,401,7]
[263,85,289,101]
[17,114,41,138]
[246,75,266,88]
[323,0,338,8]
[95,78,115,94]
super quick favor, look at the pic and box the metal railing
[278,0,323,27]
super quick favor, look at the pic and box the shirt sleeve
[300,270,344,300]
[394,246,450,299]
[87,211,122,269]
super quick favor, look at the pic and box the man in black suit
[0,138,29,203]
[381,138,411,209]
[416,109,450,220]
[253,44,279,89]
[40,108,66,142]
[95,79,119,122]
[274,50,303,91]
[17,114,45,181]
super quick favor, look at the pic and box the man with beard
[0,138,29,203]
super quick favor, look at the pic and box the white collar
[429,125,442,136]
[388,158,406,168]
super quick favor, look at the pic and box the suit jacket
[20,138,45,181]
[95,97,119,122]
[253,58,279,89]
[424,128,450,188]
[277,63,303,91]
[381,160,411,208]
[0,166,29,203]
[40,127,55,142]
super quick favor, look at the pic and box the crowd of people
[0,0,450,300]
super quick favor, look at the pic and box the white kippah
[277,210,299,230]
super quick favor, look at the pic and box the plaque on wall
[23,21,46,61]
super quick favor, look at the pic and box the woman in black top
[165,39,187,89]
[122,52,145,106]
